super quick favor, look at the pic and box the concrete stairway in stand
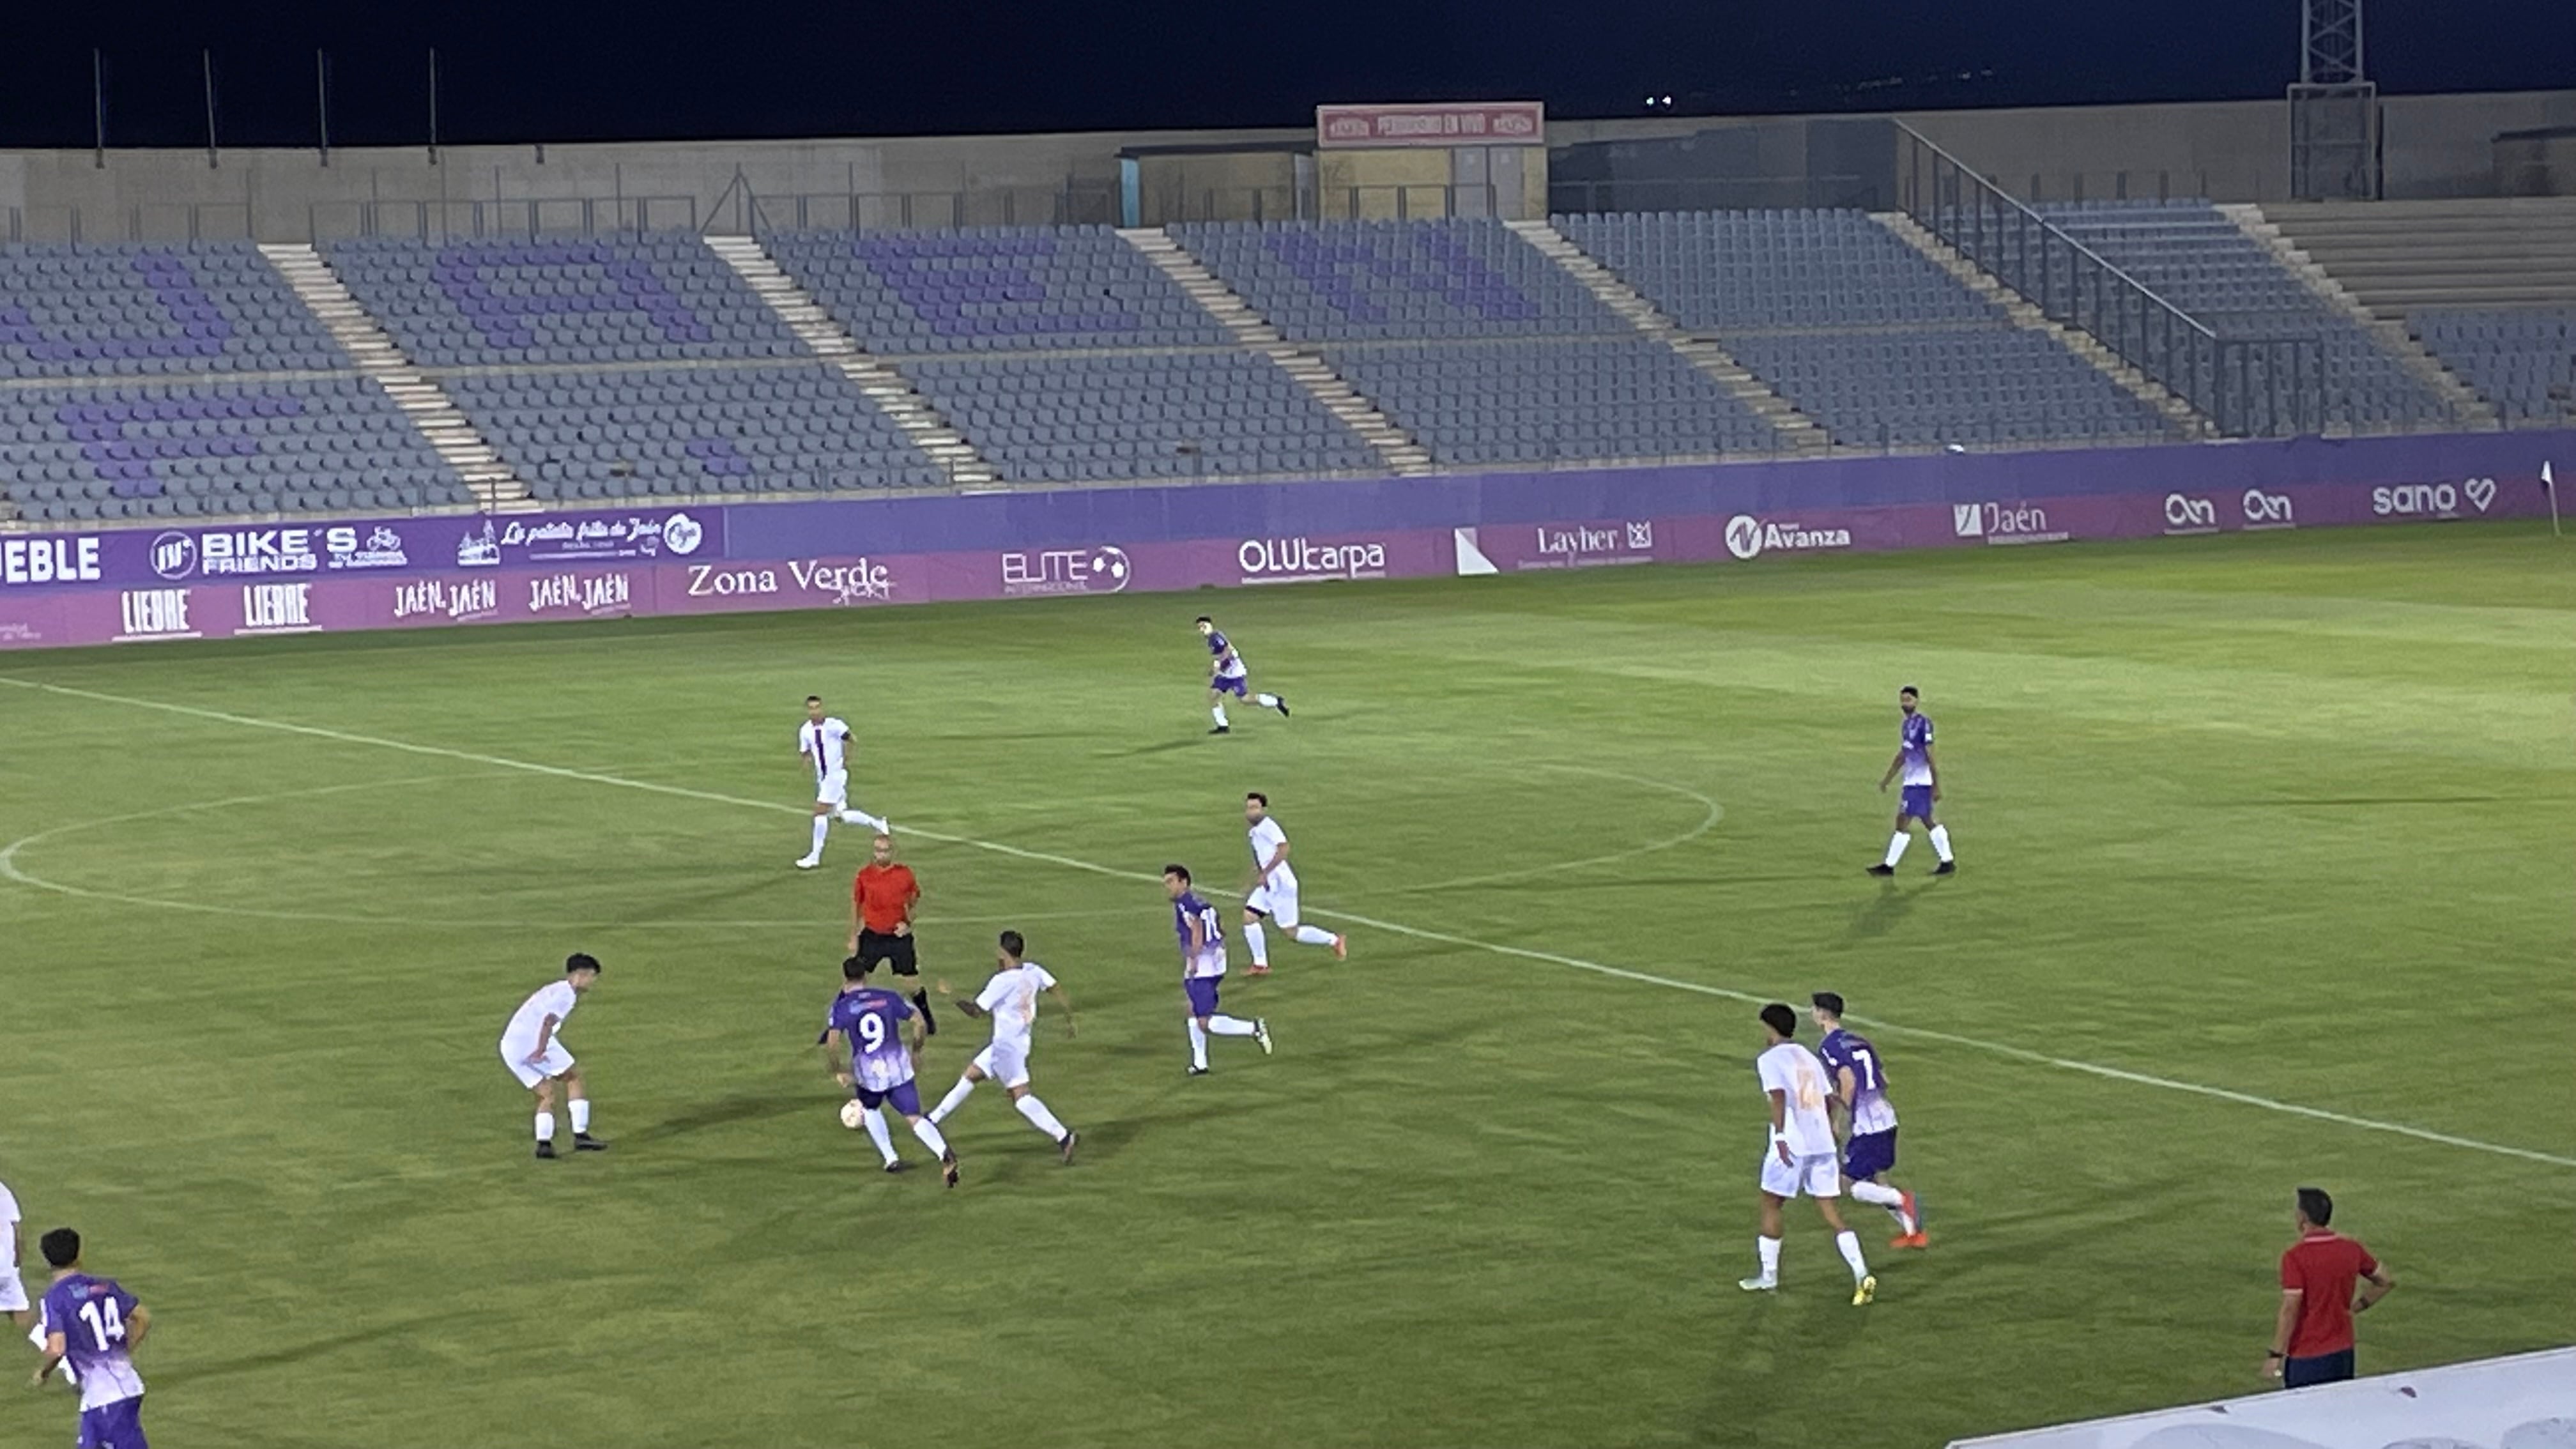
[1119,227,1437,477]
[1506,217,1832,453]
[2255,197,2576,316]
[1871,214,2209,439]
[2220,204,2497,428]
[703,234,996,487]
[257,241,535,510]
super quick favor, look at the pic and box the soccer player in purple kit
[1196,616,1289,735]
[1165,864,1273,1074]
[823,954,960,1188]
[1811,992,1928,1250]
[30,1227,150,1448]
[1869,685,1956,877]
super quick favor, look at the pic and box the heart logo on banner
[2464,477,2497,512]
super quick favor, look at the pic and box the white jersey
[501,980,578,1052]
[0,1178,16,1273]
[1756,1041,1839,1160]
[976,962,1058,1055]
[799,717,852,781]
[1247,816,1299,894]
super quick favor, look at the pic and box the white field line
[7,673,2572,1173]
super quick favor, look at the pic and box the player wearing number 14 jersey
[1811,992,1926,1248]
[33,1227,151,1449]
[823,954,958,1188]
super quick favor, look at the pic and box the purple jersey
[40,1274,146,1409]
[1898,712,1934,786]
[1174,891,1227,977]
[1817,1027,1899,1135]
[826,987,917,1093]
[1206,630,1245,679]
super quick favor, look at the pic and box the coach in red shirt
[848,834,933,1034]
[2267,1186,2394,1388]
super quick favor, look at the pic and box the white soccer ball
[839,1098,866,1130]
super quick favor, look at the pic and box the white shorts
[815,769,849,808]
[1760,1151,1841,1200]
[0,1270,24,1314]
[1245,879,1301,928]
[500,1040,576,1090]
[972,1042,1030,1091]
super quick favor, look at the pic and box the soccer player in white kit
[929,931,1080,1163]
[1740,1002,1876,1305]
[0,1174,69,1388]
[1239,792,1346,974]
[797,694,893,870]
[498,953,608,1160]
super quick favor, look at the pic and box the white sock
[1206,1014,1258,1036]
[1211,703,1230,728]
[930,1077,974,1124]
[569,1099,591,1135]
[1836,1229,1870,1282]
[1256,693,1281,710]
[908,1116,949,1157]
[861,1108,898,1166]
[1188,1019,1209,1069]
[1244,921,1268,967]
[1882,832,1910,868]
[1850,1180,1913,1231]
[1015,1094,1069,1142]
[1293,925,1335,947]
[1756,1235,1781,1280]
[1929,824,1954,862]
[534,1111,556,1143]
[809,815,830,856]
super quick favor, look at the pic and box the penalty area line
[7,673,2571,1174]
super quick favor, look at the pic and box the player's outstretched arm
[821,1029,852,1085]
[31,1330,65,1386]
[123,1303,150,1352]
[1049,985,1077,1039]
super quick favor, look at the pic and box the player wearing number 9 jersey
[32,1227,150,1449]
[1813,992,1926,1248]
[823,955,958,1188]
[1741,1004,1876,1305]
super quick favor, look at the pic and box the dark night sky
[4,0,2570,150]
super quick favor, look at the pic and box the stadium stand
[1169,217,1789,463]
[2037,201,2464,430]
[0,378,473,521]
[443,365,946,500]
[0,241,345,379]
[2409,308,2576,425]
[766,226,1378,482]
[1554,209,2175,448]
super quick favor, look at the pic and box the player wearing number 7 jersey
[1740,1004,1876,1305]
[1812,992,1925,1248]
[31,1227,151,1448]
[822,954,959,1188]
[928,931,1080,1164]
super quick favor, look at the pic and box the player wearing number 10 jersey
[1812,992,1926,1248]
[33,1227,151,1449]
[823,955,958,1188]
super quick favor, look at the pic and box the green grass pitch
[3,521,2571,1448]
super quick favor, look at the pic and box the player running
[848,834,935,1035]
[1740,1003,1876,1305]
[823,954,960,1188]
[1196,616,1289,735]
[1241,792,1345,974]
[1869,686,1955,877]
[2,1174,70,1390]
[31,1228,150,1448]
[797,694,893,870]
[1165,864,1272,1075]
[1811,992,1926,1248]
[929,932,1080,1163]
[498,953,608,1160]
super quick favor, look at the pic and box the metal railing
[1896,123,2326,438]
[1548,174,1881,215]
[1146,183,1503,226]
[742,184,1123,234]
[305,195,700,242]
[3,201,257,245]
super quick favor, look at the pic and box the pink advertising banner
[1315,102,1545,149]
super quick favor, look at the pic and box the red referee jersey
[2281,1228,2378,1358]
[854,863,919,935]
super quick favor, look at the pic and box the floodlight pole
[2288,0,2377,200]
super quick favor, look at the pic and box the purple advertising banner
[0,431,2563,650]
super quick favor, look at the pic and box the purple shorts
[1184,976,1222,1018]
[80,1397,147,1449]
[1844,1127,1897,1181]
[1899,785,1935,822]
[856,1080,923,1118]
[1212,675,1248,698]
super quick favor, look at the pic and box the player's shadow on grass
[1093,736,1209,760]
[153,1309,475,1388]
[1844,882,1937,941]
[623,1092,816,1145]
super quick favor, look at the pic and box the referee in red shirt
[848,834,933,1034]
[2267,1186,2395,1388]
